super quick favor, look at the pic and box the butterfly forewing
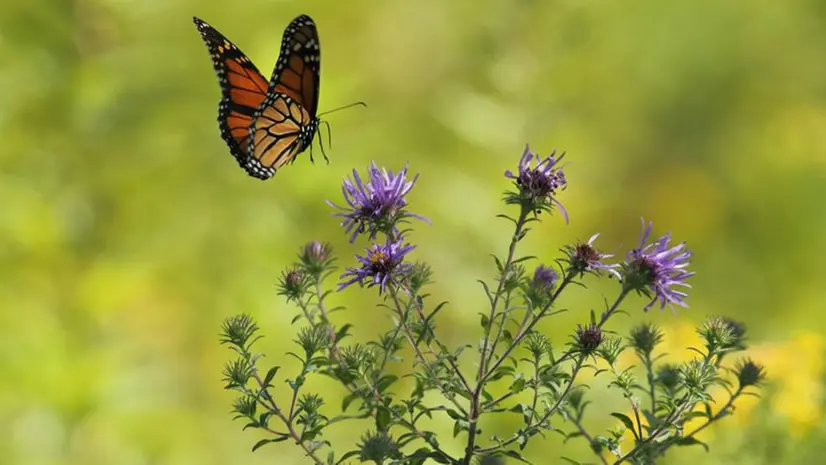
[193,16,269,167]
[244,14,322,180]
[267,15,321,117]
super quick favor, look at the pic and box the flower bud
[575,323,603,354]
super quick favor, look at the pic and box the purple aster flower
[564,233,621,279]
[504,144,568,222]
[623,219,694,311]
[327,162,429,243]
[338,238,415,293]
[532,265,558,291]
[525,264,559,307]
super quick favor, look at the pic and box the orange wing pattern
[194,15,322,180]
[267,15,321,118]
[245,15,322,180]
[193,17,269,167]
[246,93,317,179]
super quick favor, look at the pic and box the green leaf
[376,406,392,431]
[478,280,494,305]
[504,450,532,463]
[377,374,399,392]
[560,457,583,465]
[445,409,465,421]
[335,324,352,342]
[675,436,710,452]
[336,450,361,464]
[251,436,288,452]
[510,375,527,394]
[263,366,280,387]
[610,412,637,436]
[502,329,514,345]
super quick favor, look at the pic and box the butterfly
[193,15,324,180]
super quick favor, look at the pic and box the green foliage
[2,1,825,464]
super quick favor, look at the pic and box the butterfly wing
[267,15,321,117]
[245,93,315,179]
[245,15,322,179]
[193,16,269,167]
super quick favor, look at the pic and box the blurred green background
[2,0,826,463]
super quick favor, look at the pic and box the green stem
[476,206,531,384]
[474,287,631,455]
[571,416,609,465]
[251,370,325,465]
[482,272,575,384]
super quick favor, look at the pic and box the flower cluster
[505,144,568,220]
[326,161,427,293]
[220,143,763,465]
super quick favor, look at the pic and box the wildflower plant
[219,145,766,464]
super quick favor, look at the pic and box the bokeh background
[2,0,826,463]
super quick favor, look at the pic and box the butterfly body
[193,15,322,180]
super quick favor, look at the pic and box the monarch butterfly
[193,15,324,180]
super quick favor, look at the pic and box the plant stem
[482,272,575,383]
[683,388,742,439]
[611,400,692,465]
[644,355,656,413]
[251,371,325,465]
[476,356,586,454]
[571,417,609,465]
[361,376,459,464]
[389,287,469,416]
[476,206,530,384]
[473,287,630,456]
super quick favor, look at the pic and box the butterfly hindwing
[193,16,269,167]
[246,93,316,179]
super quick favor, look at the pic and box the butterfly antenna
[317,101,367,118]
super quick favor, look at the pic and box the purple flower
[299,240,333,276]
[564,233,621,278]
[532,265,558,291]
[623,219,694,311]
[575,323,603,353]
[328,162,428,243]
[505,144,568,222]
[525,264,559,307]
[338,238,415,293]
